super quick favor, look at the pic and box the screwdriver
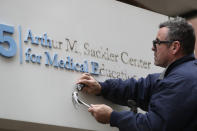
[76,83,86,91]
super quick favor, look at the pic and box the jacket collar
[159,54,195,80]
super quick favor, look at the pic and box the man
[77,17,197,131]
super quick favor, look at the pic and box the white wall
[0,0,167,131]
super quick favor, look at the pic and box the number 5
[0,24,17,57]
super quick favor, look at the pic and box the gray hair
[159,17,196,55]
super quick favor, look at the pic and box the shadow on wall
[184,12,197,58]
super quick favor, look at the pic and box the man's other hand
[88,104,113,124]
[77,73,102,95]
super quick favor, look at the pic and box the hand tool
[72,91,90,108]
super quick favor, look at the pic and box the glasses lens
[152,40,157,49]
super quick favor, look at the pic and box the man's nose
[152,46,156,51]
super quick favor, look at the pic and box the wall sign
[0,24,152,80]
[0,24,99,75]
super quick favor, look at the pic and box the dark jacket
[100,54,197,131]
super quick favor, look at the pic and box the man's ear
[171,41,181,55]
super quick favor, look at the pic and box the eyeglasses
[152,38,172,49]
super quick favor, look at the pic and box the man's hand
[88,104,113,124]
[77,73,101,95]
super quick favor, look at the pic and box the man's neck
[166,53,185,68]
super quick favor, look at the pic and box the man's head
[152,17,196,68]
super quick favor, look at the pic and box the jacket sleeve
[99,73,159,110]
[108,73,194,131]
